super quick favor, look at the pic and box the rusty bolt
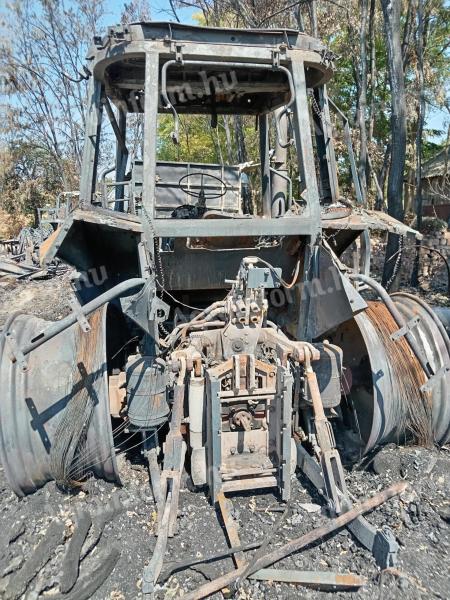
[231,339,244,352]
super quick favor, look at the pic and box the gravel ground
[0,272,73,326]
[0,274,449,600]
[0,446,449,600]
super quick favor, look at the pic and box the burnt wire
[50,310,104,490]
[254,256,301,289]
[66,415,171,483]
[160,288,204,312]
[385,235,404,291]
[365,302,433,446]
[48,306,168,486]
[63,417,131,479]
[110,336,139,361]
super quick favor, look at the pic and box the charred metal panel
[305,247,367,340]
[160,240,298,291]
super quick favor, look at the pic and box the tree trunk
[411,0,426,287]
[294,5,305,31]
[367,0,377,142]
[234,115,248,163]
[380,0,407,222]
[414,0,426,232]
[357,0,369,203]
[309,1,318,36]
[367,0,377,192]
[401,0,415,69]
[379,142,391,197]
[222,116,234,163]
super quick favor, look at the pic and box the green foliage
[0,143,63,225]
[157,114,260,165]
[157,115,220,163]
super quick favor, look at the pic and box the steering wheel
[178,171,227,206]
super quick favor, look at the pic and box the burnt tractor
[1,22,449,596]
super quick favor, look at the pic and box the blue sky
[150,0,197,22]
[107,0,197,25]
[428,106,449,142]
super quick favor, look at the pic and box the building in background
[421,147,450,221]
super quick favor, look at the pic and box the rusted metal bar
[163,374,187,537]
[249,569,366,590]
[143,432,164,515]
[217,492,246,568]
[142,366,187,598]
[79,77,103,206]
[296,441,399,569]
[181,481,407,600]
[142,491,172,600]
[159,541,263,583]
[142,50,160,228]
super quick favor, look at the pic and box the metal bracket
[346,514,398,568]
[296,442,399,569]
[217,491,246,568]
[171,42,184,62]
[149,296,170,323]
[246,266,281,289]
[4,331,28,371]
[420,365,450,393]
[121,280,169,334]
[271,49,280,68]
[142,381,186,600]
[69,296,91,333]
[390,316,420,341]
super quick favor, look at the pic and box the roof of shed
[422,147,450,178]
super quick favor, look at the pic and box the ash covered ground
[0,274,449,600]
